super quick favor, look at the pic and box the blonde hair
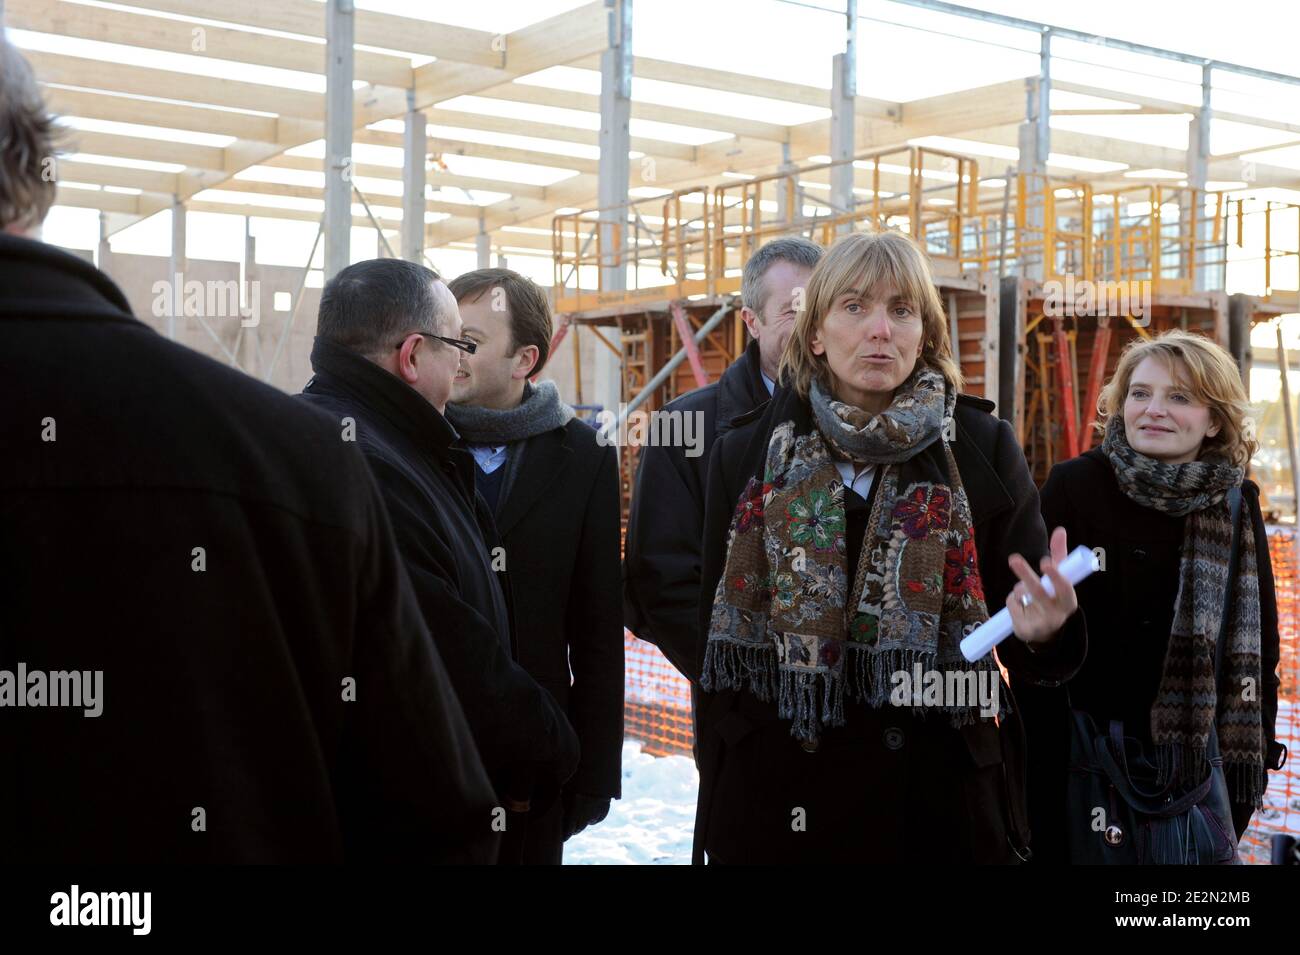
[1096,329,1256,469]
[777,230,963,401]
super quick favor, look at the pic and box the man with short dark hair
[624,237,823,684]
[446,268,624,864]
[1,38,498,863]
[302,259,580,864]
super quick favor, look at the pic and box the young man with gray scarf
[447,269,625,864]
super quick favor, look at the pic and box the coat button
[883,727,904,750]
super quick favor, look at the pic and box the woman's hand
[1006,526,1078,647]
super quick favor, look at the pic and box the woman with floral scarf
[692,230,1087,864]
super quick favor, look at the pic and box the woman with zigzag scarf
[1020,330,1286,864]
[692,230,1088,864]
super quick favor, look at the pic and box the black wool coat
[0,234,497,863]
[693,385,1089,864]
[1018,447,1285,863]
[484,419,625,801]
[624,339,771,680]
[301,340,579,804]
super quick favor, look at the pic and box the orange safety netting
[623,630,694,758]
[622,527,1300,864]
[1238,526,1299,865]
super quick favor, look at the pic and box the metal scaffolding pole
[829,0,856,232]
[401,89,426,265]
[96,211,110,275]
[476,210,491,269]
[168,195,185,341]
[323,0,355,280]
[596,0,632,432]
[598,0,632,293]
[603,300,734,437]
[1187,64,1213,291]
[890,0,1300,87]
[1017,28,1050,280]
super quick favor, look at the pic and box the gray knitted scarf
[445,381,575,514]
[1100,415,1265,806]
[445,380,574,445]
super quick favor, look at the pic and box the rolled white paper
[959,544,1099,662]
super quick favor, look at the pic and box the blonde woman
[1022,330,1285,863]
[691,230,1086,864]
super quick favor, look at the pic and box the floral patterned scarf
[701,365,1002,744]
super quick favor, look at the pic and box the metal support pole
[1053,318,1079,459]
[96,211,110,275]
[1080,318,1111,447]
[603,300,733,436]
[829,0,857,232]
[671,300,710,388]
[323,0,355,280]
[1186,64,1213,291]
[1018,29,1050,280]
[476,210,491,269]
[775,141,796,226]
[168,196,185,340]
[598,0,632,292]
[401,89,426,264]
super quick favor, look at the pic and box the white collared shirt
[834,460,877,498]
[468,443,508,475]
[761,371,775,396]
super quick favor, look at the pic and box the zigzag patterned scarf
[1101,415,1265,806]
[701,365,1003,745]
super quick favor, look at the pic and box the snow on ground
[569,701,1297,864]
[564,741,698,865]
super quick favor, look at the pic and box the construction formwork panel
[938,273,1000,412]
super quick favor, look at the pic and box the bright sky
[13,0,1300,293]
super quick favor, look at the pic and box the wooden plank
[59,128,227,171]
[8,0,413,88]
[124,0,504,68]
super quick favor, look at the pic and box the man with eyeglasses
[302,258,579,864]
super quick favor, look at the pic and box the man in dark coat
[693,389,1088,864]
[445,268,624,864]
[624,237,824,681]
[300,259,580,863]
[0,39,497,862]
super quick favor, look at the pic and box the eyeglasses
[393,332,477,355]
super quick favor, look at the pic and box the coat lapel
[951,414,1014,529]
[495,427,570,537]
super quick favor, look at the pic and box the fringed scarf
[1101,415,1265,806]
[701,365,1004,745]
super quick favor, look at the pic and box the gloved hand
[562,791,611,840]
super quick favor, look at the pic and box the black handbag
[1065,486,1243,865]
